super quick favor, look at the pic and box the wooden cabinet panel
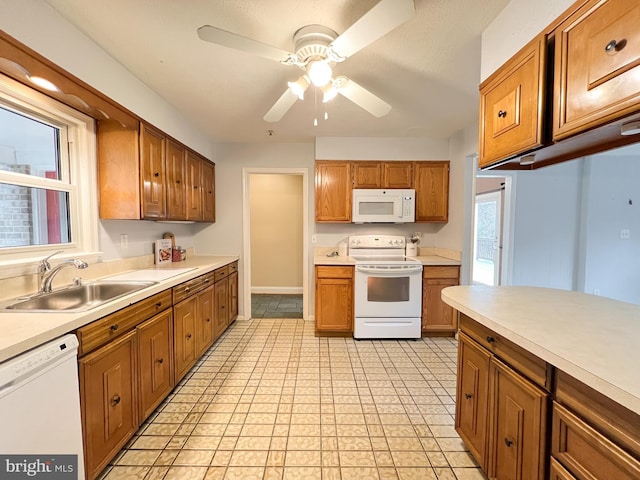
[186,150,203,221]
[488,358,548,480]
[228,271,238,324]
[315,266,353,334]
[554,0,640,140]
[479,35,546,167]
[201,160,216,222]
[140,123,167,219]
[79,330,138,480]
[315,161,352,222]
[166,139,186,220]
[352,162,383,188]
[550,457,577,480]
[215,277,229,337]
[422,266,459,335]
[456,333,491,470]
[137,310,173,419]
[383,162,413,188]
[414,161,449,222]
[173,296,197,382]
[551,402,640,480]
[196,286,214,356]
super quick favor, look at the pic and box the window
[0,74,98,275]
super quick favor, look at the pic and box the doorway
[242,168,309,320]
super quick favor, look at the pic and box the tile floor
[100,319,485,480]
[251,295,303,318]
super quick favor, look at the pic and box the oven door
[354,264,423,318]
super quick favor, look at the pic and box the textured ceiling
[45,0,509,143]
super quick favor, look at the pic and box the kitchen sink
[1,281,156,313]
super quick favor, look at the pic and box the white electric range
[348,235,423,339]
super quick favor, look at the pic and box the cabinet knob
[176,180,181,184]
[605,39,626,53]
[504,438,514,447]
[156,358,164,364]
[486,336,495,344]
[111,394,121,406]
[206,317,211,322]
[186,333,192,339]
[464,393,472,400]
[185,287,191,293]
[110,324,119,331]
[155,302,162,308]
[193,185,198,189]
[497,110,507,118]
[154,172,160,177]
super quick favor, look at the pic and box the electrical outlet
[593,288,600,295]
[311,234,317,244]
[120,234,128,248]
[621,229,630,239]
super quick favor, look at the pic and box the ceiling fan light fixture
[287,76,310,100]
[322,82,338,103]
[307,60,332,87]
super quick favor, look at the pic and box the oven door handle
[356,265,423,275]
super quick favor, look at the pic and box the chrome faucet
[38,251,88,293]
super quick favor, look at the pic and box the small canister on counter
[172,246,183,262]
[180,248,186,261]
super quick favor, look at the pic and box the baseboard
[251,286,303,294]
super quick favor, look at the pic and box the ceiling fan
[197,0,415,122]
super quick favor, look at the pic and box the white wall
[481,0,574,81]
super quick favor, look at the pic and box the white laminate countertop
[0,255,238,364]
[313,255,461,266]
[442,285,640,415]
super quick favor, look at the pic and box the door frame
[241,167,309,320]
[473,190,503,285]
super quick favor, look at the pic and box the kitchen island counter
[0,255,238,363]
[442,285,640,415]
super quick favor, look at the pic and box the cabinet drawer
[228,261,238,274]
[551,402,640,480]
[136,290,172,322]
[459,314,550,390]
[316,266,353,279]
[78,304,141,356]
[214,265,230,282]
[172,273,214,303]
[423,266,459,279]
[554,0,640,139]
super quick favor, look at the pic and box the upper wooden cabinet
[351,161,414,188]
[554,0,640,140]
[414,161,449,222]
[315,161,352,222]
[479,35,547,168]
[315,160,448,223]
[98,120,215,222]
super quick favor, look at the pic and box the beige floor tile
[341,467,381,479]
[386,437,424,451]
[339,451,377,467]
[184,436,221,450]
[115,450,161,466]
[286,436,321,450]
[391,451,431,467]
[163,466,207,480]
[228,450,268,466]
[223,466,264,479]
[234,436,271,450]
[102,466,149,479]
[130,435,171,450]
[451,467,488,480]
[284,450,321,466]
[443,451,478,468]
[282,467,321,480]
[374,451,395,467]
[337,436,373,451]
[396,467,437,479]
[145,466,170,480]
[173,449,214,466]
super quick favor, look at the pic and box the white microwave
[352,189,415,223]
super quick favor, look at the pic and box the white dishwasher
[0,334,84,479]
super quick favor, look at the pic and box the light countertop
[442,285,640,415]
[314,255,461,266]
[0,255,238,364]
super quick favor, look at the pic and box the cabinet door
[140,123,166,219]
[456,333,491,470]
[554,0,640,140]
[173,296,197,381]
[79,330,138,480]
[214,277,229,338]
[479,35,546,167]
[383,162,413,188]
[352,162,383,188]
[414,161,450,222]
[315,266,353,333]
[488,358,548,480]
[196,286,215,356]
[186,151,203,221]
[422,268,459,334]
[228,271,238,324]
[166,139,186,220]
[201,160,216,222]
[137,310,174,419]
[315,161,352,222]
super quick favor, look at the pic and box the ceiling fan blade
[197,25,293,63]
[263,88,300,122]
[330,0,415,59]
[334,76,391,117]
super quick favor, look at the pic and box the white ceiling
[45,0,510,143]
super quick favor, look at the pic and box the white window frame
[0,74,100,278]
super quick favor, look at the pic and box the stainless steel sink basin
[1,281,156,312]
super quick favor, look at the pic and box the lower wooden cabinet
[228,270,238,323]
[214,275,229,337]
[315,266,354,335]
[422,266,459,335]
[79,330,138,480]
[196,286,215,357]
[137,310,174,420]
[173,295,198,382]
